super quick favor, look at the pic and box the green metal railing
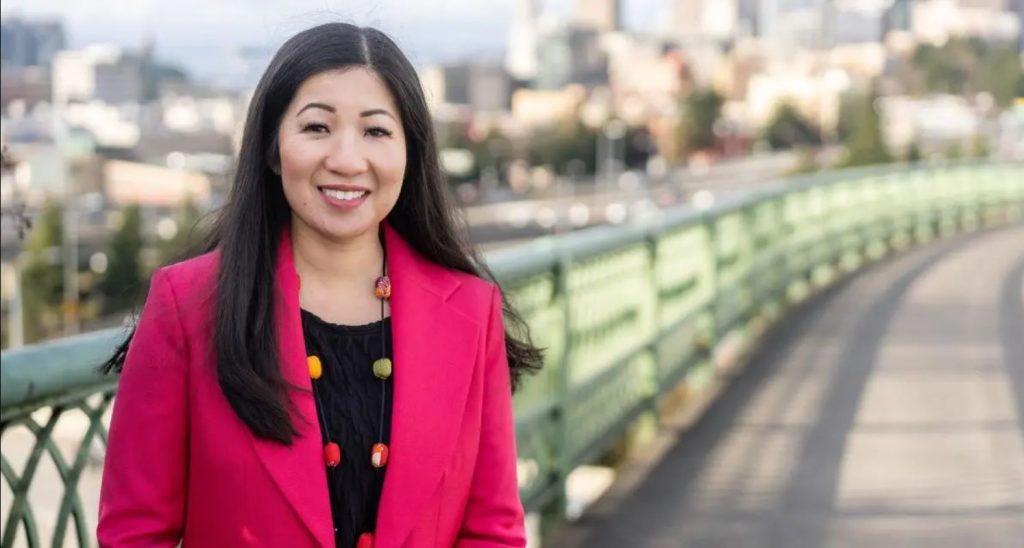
[2,160,1022,546]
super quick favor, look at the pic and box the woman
[97,22,542,548]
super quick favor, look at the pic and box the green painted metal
[2,160,1022,546]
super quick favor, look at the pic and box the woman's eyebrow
[361,108,397,121]
[297,102,335,116]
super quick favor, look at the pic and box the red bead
[374,276,391,299]
[357,532,374,548]
[324,442,341,467]
[371,443,389,468]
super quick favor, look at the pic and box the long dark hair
[103,23,543,444]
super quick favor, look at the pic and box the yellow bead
[372,358,392,380]
[308,355,322,379]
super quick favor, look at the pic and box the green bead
[372,358,392,380]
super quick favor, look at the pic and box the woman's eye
[366,127,393,138]
[302,123,329,134]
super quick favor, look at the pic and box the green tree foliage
[838,93,893,167]
[97,204,144,315]
[763,103,822,150]
[19,200,64,342]
[680,88,724,153]
[904,142,922,163]
[911,37,1023,107]
[527,120,598,175]
[157,198,202,266]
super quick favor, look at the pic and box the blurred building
[511,85,589,128]
[160,93,243,136]
[52,46,144,105]
[573,0,623,32]
[506,0,541,81]
[878,94,981,154]
[103,159,211,207]
[912,0,1021,44]
[0,16,65,68]
[883,0,915,35]
[535,26,608,90]
[60,102,141,147]
[435,62,513,112]
[602,34,686,123]
[0,66,50,110]
[830,3,886,45]
[671,0,740,42]
[744,62,853,133]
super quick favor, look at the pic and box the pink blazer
[97,223,526,547]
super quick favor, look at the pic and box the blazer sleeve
[456,286,527,547]
[97,268,189,547]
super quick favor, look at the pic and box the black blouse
[300,309,393,548]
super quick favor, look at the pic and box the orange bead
[357,532,374,548]
[371,443,389,468]
[324,442,341,467]
[374,276,391,299]
[307,356,322,380]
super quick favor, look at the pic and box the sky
[2,0,667,83]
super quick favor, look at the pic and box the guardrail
[2,160,1022,546]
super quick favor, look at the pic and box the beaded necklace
[305,231,391,548]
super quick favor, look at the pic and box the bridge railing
[2,160,1022,546]
[490,160,1023,527]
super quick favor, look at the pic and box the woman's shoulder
[157,250,220,287]
[149,250,220,314]
[443,267,501,319]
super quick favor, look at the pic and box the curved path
[559,224,1024,548]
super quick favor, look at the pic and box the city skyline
[1,0,670,84]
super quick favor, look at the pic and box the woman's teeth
[321,188,368,200]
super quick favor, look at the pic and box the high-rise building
[535,27,608,90]
[52,46,144,105]
[671,0,739,41]
[0,16,66,68]
[573,0,623,32]
[958,0,1007,9]
[883,0,914,34]
[440,63,513,111]
[507,0,540,81]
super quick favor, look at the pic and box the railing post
[540,250,573,536]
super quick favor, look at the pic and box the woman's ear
[267,136,282,175]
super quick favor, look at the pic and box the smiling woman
[96,22,542,548]
[278,69,407,246]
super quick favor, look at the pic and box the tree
[19,200,64,343]
[838,93,893,167]
[763,103,822,150]
[970,134,989,159]
[157,198,203,266]
[904,142,922,163]
[679,88,724,153]
[97,204,145,315]
[527,120,598,176]
[911,37,1023,108]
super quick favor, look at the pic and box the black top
[300,309,393,548]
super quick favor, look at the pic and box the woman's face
[276,67,406,243]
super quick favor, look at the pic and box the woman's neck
[290,218,386,324]
[291,220,384,283]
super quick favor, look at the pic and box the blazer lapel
[375,223,479,547]
[251,230,334,547]
[249,224,479,547]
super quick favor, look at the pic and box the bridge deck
[556,224,1024,548]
